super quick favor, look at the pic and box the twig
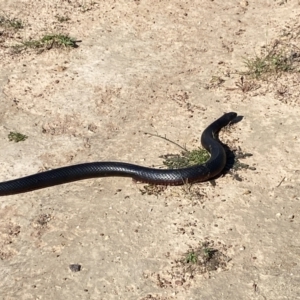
[276,177,285,187]
[143,131,188,152]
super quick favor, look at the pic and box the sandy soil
[1,0,300,299]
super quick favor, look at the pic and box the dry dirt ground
[0,1,300,299]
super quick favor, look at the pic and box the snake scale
[0,112,237,196]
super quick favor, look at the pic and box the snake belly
[0,112,237,195]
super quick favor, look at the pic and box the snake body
[0,112,237,196]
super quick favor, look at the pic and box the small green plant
[185,251,198,264]
[0,15,23,29]
[181,241,229,275]
[185,244,217,265]
[241,40,300,79]
[243,52,292,79]
[203,246,217,260]
[55,15,70,22]
[22,40,43,48]
[162,148,210,169]
[8,132,28,142]
[41,34,78,48]
[12,34,80,53]
[143,131,209,169]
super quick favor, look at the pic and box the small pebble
[243,189,251,195]
[175,280,183,286]
[69,264,81,272]
[240,0,249,6]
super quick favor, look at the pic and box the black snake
[0,112,237,196]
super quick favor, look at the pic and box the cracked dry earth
[1,0,300,299]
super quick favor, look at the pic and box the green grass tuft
[12,34,80,53]
[8,132,28,143]
[162,148,210,169]
[0,15,23,29]
[241,40,300,79]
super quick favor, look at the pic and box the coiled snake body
[0,112,237,196]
